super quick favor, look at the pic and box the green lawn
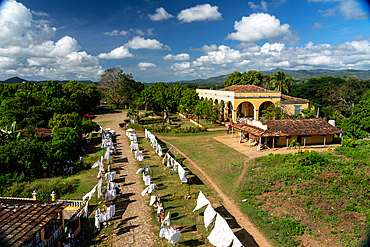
[158,131,246,198]
[192,118,225,128]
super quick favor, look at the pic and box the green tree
[224,70,265,88]
[262,102,286,120]
[98,67,143,108]
[269,71,296,94]
[341,89,370,139]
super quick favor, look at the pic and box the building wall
[278,134,334,146]
[196,89,281,122]
[283,103,310,117]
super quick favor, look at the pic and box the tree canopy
[98,67,144,108]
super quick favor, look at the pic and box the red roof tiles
[221,85,269,92]
[281,94,309,103]
[232,118,345,137]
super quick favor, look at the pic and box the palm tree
[270,71,296,94]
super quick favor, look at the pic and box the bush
[127,123,144,130]
[2,178,79,200]
[342,137,357,148]
[174,126,207,133]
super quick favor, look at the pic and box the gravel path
[94,111,157,247]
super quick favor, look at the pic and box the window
[294,105,301,115]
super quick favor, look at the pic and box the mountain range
[2,69,370,85]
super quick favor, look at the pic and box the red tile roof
[16,127,52,139]
[221,85,269,92]
[0,199,65,247]
[232,118,345,137]
[281,94,309,103]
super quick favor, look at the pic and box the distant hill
[0,77,95,84]
[261,68,370,81]
[2,69,370,85]
[173,69,370,85]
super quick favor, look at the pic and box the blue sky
[0,0,369,82]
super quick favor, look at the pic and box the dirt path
[235,159,250,187]
[160,139,273,247]
[93,111,157,247]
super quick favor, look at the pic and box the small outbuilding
[231,118,345,148]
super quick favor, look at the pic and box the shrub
[342,137,357,148]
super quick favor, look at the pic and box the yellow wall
[278,135,334,146]
[196,88,309,122]
[284,103,310,117]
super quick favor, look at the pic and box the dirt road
[94,111,157,247]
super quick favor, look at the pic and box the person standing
[226,124,230,134]
[79,155,84,167]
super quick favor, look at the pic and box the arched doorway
[225,101,233,121]
[258,101,274,119]
[236,101,255,119]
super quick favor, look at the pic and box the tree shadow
[116,225,139,236]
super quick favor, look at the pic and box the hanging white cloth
[97,178,102,198]
[193,191,210,212]
[95,209,100,230]
[168,227,182,244]
[204,203,217,228]
[136,168,143,174]
[149,196,156,206]
[207,213,235,247]
[232,235,243,247]
[144,175,151,186]
[141,187,149,196]
[178,164,188,183]
[83,185,97,201]
[148,183,157,194]
[157,203,164,214]
[83,200,89,218]
[91,160,100,169]
[163,211,170,226]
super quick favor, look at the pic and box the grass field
[157,131,370,246]
[158,131,246,198]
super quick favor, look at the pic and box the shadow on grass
[180,239,204,246]
[179,224,197,234]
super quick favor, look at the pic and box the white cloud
[169,40,370,78]
[138,61,156,70]
[148,7,173,21]
[136,29,145,36]
[0,0,103,80]
[177,4,222,23]
[163,53,190,60]
[313,22,323,29]
[248,1,268,11]
[338,0,369,19]
[98,46,134,59]
[31,10,48,16]
[103,29,128,36]
[226,13,293,43]
[147,28,155,35]
[318,8,336,17]
[125,36,169,50]
[316,0,369,19]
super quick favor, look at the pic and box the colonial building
[196,85,310,123]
